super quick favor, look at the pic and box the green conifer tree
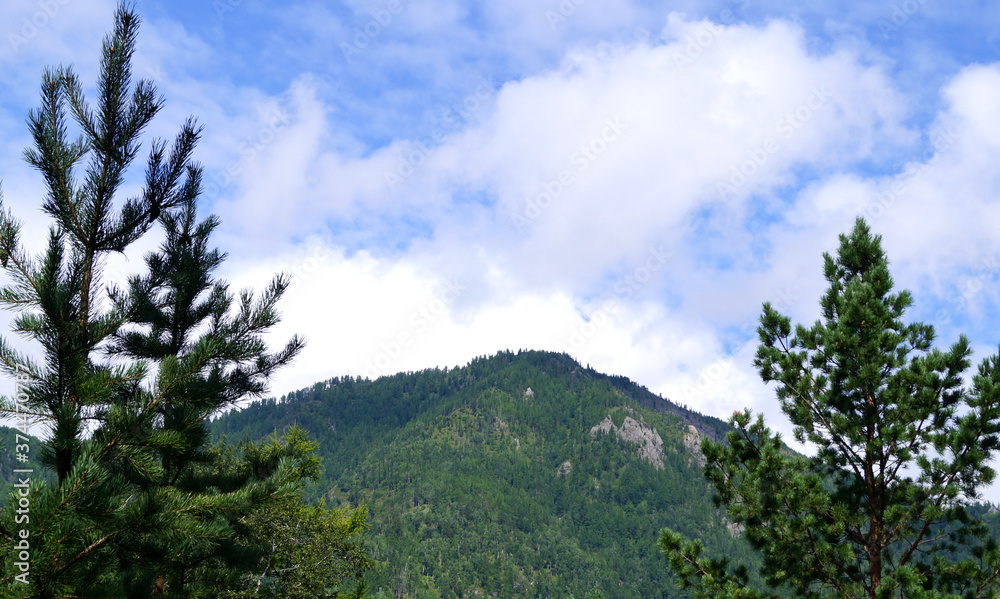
[0,5,311,597]
[207,429,372,599]
[661,217,1000,598]
[103,193,307,596]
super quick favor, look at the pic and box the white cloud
[189,16,913,416]
[779,63,1000,325]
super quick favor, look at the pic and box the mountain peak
[212,348,745,598]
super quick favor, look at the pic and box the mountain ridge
[211,349,758,598]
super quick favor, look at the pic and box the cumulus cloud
[192,16,914,412]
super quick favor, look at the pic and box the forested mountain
[0,427,49,500]
[212,350,758,598]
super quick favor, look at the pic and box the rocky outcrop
[590,414,665,470]
[724,517,744,537]
[682,424,707,468]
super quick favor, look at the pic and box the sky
[3,1,1000,496]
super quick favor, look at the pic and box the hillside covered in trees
[213,349,759,598]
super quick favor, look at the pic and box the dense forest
[212,349,766,598]
[214,347,1000,598]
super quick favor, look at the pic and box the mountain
[0,426,50,502]
[212,349,760,598]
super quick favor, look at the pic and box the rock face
[724,517,744,537]
[524,387,534,399]
[557,460,572,477]
[590,414,665,470]
[682,424,707,468]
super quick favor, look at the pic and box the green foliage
[0,5,365,597]
[214,350,755,598]
[568,586,606,599]
[661,217,1000,598]
[216,497,371,599]
[185,428,372,598]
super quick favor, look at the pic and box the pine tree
[0,4,307,597]
[661,217,1000,598]
[207,430,372,599]
[103,194,307,596]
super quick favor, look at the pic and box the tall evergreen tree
[661,217,1000,599]
[0,5,308,597]
[103,193,306,596]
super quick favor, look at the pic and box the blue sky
[4,1,1000,497]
